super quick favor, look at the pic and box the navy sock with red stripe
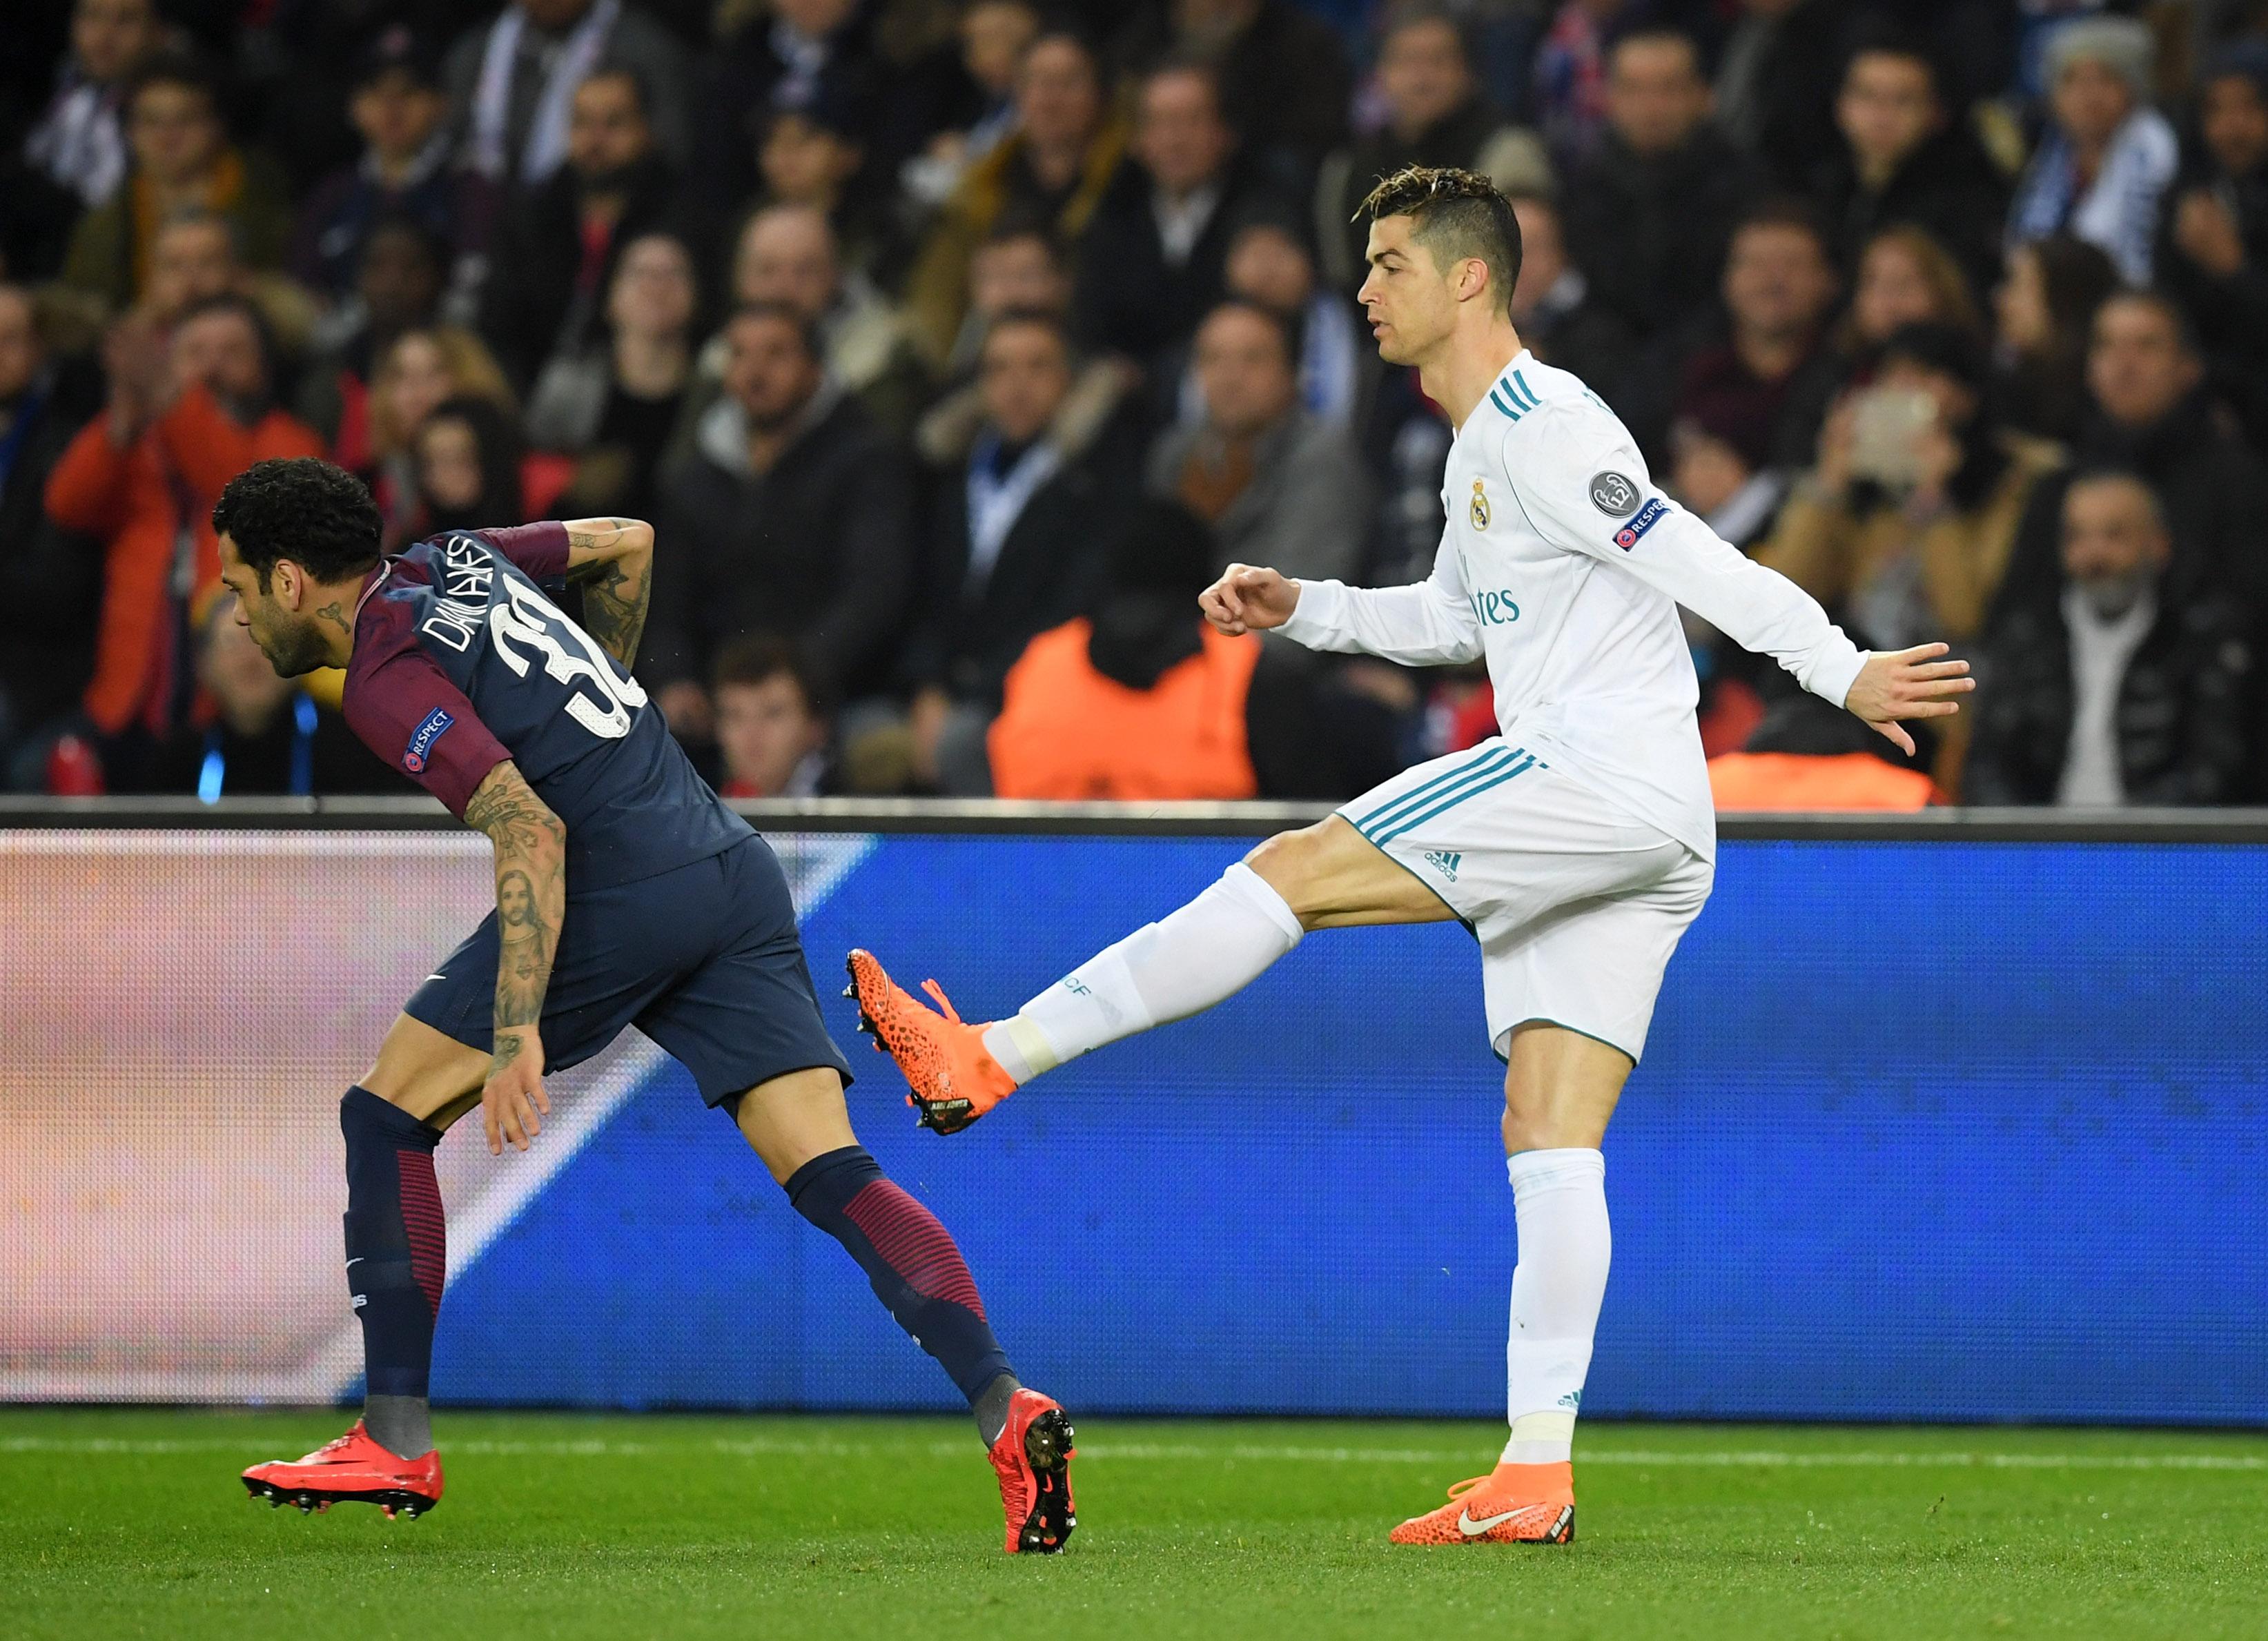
[785,1146,1016,1421]
[340,1085,445,1457]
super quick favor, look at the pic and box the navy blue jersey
[343,523,752,888]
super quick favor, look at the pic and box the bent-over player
[219,460,1073,1553]
[847,168,1970,1544]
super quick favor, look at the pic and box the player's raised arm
[560,516,656,670]
[462,760,567,1157]
[1506,409,1971,754]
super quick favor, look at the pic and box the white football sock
[981,863,1304,1083]
[1501,1148,1610,1466]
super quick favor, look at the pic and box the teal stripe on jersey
[1351,747,1518,837]
[1356,747,1527,841]
[1372,752,1538,845]
[1512,368,1539,409]
[1488,386,1520,422]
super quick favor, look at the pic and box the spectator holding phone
[1757,322,2064,653]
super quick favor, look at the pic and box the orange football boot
[241,1422,444,1518]
[844,949,1018,1134]
[1388,1462,1575,1544]
[988,1388,1077,1554]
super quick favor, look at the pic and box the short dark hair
[983,306,1070,351]
[175,290,277,382]
[212,458,383,591]
[579,59,652,119]
[2064,464,2169,531]
[128,50,224,113]
[712,636,832,718]
[2098,286,2201,355]
[1607,26,1703,77]
[1733,195,1832,256]
[727,299,823,362]
[1355,164,1523,313]
[1202,296,1302,370]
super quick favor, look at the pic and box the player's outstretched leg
[738,1068,1075,1553]
[243,1081,452,1517]
[848,820,1448,1132]
[1390,1028,1625,1545]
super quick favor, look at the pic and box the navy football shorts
[404,834,853,1106]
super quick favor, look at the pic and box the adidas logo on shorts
[1423,850,1463,883]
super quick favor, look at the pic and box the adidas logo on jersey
[1423,850,1463,883]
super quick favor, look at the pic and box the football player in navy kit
[216,458,1073,1553]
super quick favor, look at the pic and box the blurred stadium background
[6,0,2268,1633]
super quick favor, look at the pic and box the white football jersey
[1280,348,1866,860]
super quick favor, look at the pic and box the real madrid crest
[1469,479,1490,530]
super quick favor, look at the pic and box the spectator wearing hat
[751,92,898,280]
[1561,28,1758,348]
[446,0,692,188]
[480,63,696,398]
[1991,234,2120,447]
[1146,299,1372,590]
[906,29,1126,372]
[22,0,164,210]
[58,51,295,315]
[1313,6,1550,295]
[291,28,498,319]
[1803,35,2008,298]
[2158,43,2268,449]
[43,293,322,768]
[1761,321,2062,653]
[1074,61,1281,379]
[1966,470,2254,807]
[694,0,886,217]
[2008,17,2178,284]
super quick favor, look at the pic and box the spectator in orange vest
[1708,694,1941,811]
[43,291,322,775]
[990,498,1401,800]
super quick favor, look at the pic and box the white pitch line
[8,1435,2264,1471]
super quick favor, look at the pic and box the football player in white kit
[846,165,1972,1544]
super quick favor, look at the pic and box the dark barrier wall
[6,819,2264,1424]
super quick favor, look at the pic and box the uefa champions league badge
[1470,479,1490,529]
[1588,471,1641,517]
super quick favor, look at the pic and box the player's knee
[1243,825,1337,930]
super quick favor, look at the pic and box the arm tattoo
[565,517,636,559]
[565,519,652,668]
[464,765,566,1076]
[577,554,649,669]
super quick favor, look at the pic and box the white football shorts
[1337,737,1713,1062]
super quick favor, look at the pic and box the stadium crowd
[1,0,2264,807]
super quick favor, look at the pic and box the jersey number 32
[489,578,649,739]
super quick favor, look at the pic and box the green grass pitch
[6,1408,2266,1640]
